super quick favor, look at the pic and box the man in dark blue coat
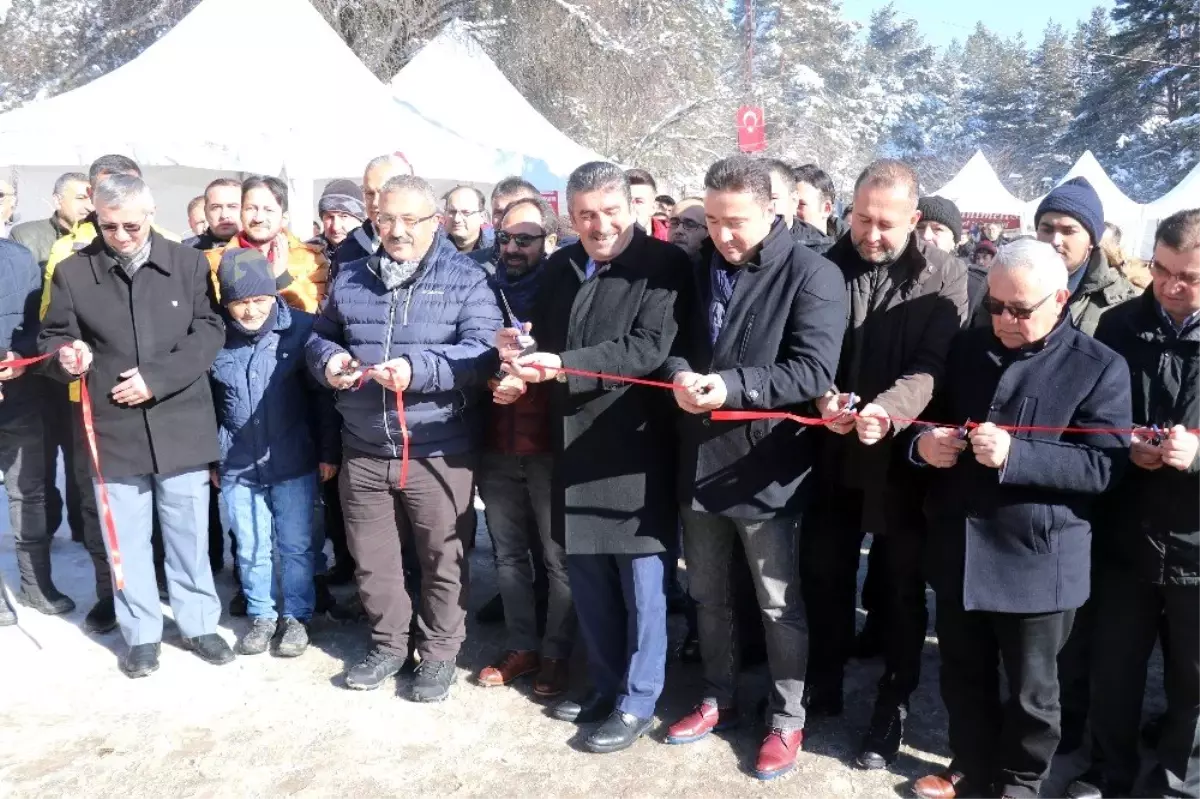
[909,239,1131,799]
[0,238,73,624]
[307,174,502,702]
[660,156,846,779]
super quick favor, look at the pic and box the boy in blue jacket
[210,248,340,657]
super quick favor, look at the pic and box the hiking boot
[855,703,906,769]
[16,587,75,616]
[275,617,309,658]
[411,659,457,702]
[345,647,406,690]
[85,597,118,634]
[237,617,277,656]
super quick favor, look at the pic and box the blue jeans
[221,473,318,621]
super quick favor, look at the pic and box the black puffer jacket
[1093,291,1199,585]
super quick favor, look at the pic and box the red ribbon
[350,364,410,489]
[77,378,125,590]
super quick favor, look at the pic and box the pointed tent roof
[390,21,604,189]
[930,150,1025,217]
[1145,162,1200,218]
[1055,151,1143,224]
[0,0,512,182]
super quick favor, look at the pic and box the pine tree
[860,2,937,157]
[1027,22,1079,191]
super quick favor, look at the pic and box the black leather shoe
[855,703,906,769]
[16,588,75,615]
[120,643,161,678]
[584,710,653,753]
[182,634,236,665]
[85,597,118,634]
[1065,769,1129,799]
[552,690,615,723]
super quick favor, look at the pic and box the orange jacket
[205,232,329,312]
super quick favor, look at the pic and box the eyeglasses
[377,212,438,229]
[98,215,149,235]
[1151,262,1200,288]
[444,208,480,219]
[669,217,705,231]
[981,291,1056,320]
[497,231,546,248]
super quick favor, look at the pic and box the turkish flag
[737,105,766,152]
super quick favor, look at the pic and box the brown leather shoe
[912,770,970,799]
[533,657,569,697]
[477,650,539,687]
[754,727,803,780]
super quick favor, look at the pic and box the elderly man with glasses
[39,174,232,678]
[308,174,502,702]
[443,185,493,256]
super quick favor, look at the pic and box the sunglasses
[98,215,148,235]
[982,291,1055,320]
[497,231,546,248]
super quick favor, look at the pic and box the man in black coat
[1068,209,1200,799]
[910,238,1131,799]
[659,156,846,779]
[498,162,687,754]
[39,174,233,678]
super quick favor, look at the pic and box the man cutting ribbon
[38,174,232,679]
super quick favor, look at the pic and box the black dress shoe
[85,597,118,634]
[552,690,615,723]
[1065,769,1129,799]
[585,710,653,753]
[16,588,76,615]
[120,643,161,678]
[182,634,236,665]
[855,703,906,769]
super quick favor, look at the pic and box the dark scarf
[708,250,741,345]
[493,258,545,326]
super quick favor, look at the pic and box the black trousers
[39,378,83,540]
[801,485,927,706]
[322,477,354,571]
[936,597,1075,799]
[1089,569,1199,797]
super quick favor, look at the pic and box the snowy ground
[0,478,1160,798]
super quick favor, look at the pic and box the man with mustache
[204,176,328,313]
[804,159,968,771]
[308,174,502,702]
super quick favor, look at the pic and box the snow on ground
[0,470,1159,797]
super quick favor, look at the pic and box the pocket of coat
[736,313,757,363]
[1015,396,1038,439]
[1031,503,1053,555]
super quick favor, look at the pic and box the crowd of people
[0,150,1196,799]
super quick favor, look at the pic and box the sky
[841,0,1115,49]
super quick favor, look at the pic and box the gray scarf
[112,237,153,277]
[377,251,422,291]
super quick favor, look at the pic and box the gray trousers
[680,505,807,730]
[0,404,52,594]
[93,468,220,645]
[476,452,575,658]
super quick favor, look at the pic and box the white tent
[930,150,1026,222]
[1136,162,1200,257]
[1052,151,1144,255]
[0,0,522,234]
[390,21,605,210]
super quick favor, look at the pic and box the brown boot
[533,657,570,697]
[477,650,539,687]
[912,770,972,799]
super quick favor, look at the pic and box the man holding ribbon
[39,174,231,678]
[308,173,501,702]
[496,161,688,755]
[660,155,846,779]
[909,239,1131,799]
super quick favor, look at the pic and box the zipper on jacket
[380,288,401,458]
[403,285,414,326]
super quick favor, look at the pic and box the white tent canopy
[930,150,1026,220]
[390,21,604,205]
[1136,163,1200,257]
[0,0,526,234]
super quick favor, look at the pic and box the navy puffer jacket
[306,230,502,459]
[0,239,43,418]
[210,300,340,485]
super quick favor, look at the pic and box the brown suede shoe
[912,770,971,799]
[533,657,569,697]
[477,650,540,687]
